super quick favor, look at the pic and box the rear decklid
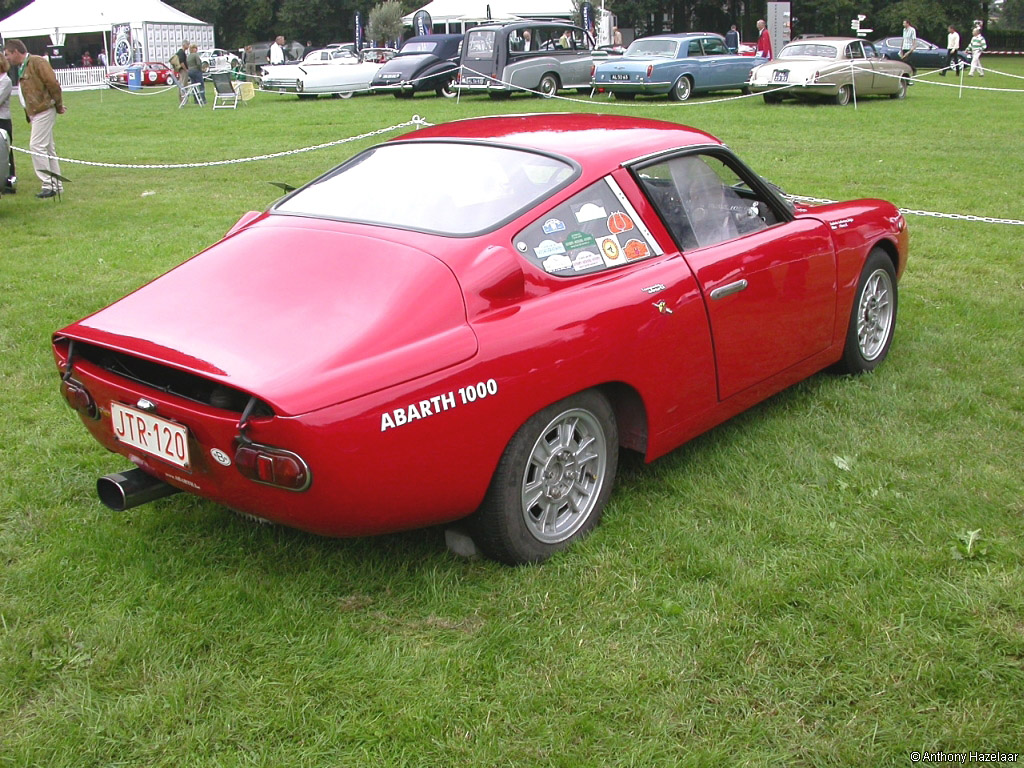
[57,218,478,415]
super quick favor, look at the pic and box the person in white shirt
[943,25,962,76]
[269,36,285,65]
[899,19,917,61]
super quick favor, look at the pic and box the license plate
[110,402,191,468]
[610,74,630,81]
[463,77,485,85]
[773,70,789,82]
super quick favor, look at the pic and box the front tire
[835,249,898,374]
[469,391,618,565]
[833,84,852,106]
[670,75,693,101]
[890,76,909,99]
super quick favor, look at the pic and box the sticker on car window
[573,202,607,223]
[516,176,660,278]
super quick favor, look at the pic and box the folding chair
[179,81,205,108]
[210,73,240,109]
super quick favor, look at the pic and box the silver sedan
[749,37,914,105]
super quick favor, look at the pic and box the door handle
[710,279,748,300]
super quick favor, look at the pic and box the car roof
[392,114,721,168]
[783,36,870,45]
[636,32,723,41]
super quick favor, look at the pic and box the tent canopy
[403,0,576,25]
[0,0,206,39]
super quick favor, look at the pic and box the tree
[367,0,403,46]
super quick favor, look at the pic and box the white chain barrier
[11,116,432,169]
[790,196,1024,226]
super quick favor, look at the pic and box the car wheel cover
[675,77,691,100]
[540,75,557,96]
[520,407,608,544]
[857,268,894,360]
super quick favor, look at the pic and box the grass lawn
[1,61,1022,766]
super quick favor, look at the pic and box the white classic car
[748,37,913,105]
[261,48,395,98]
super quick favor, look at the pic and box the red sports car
[54,114,907,564]
[107,62,177,86]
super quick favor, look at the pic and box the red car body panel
[54,114,908,538]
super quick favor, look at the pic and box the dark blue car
[592,32,758,101]
[371,34,463,98]
[873,36,970,72]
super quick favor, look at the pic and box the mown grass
[1,63,1023,766]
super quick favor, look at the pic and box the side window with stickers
[514,176,662,277]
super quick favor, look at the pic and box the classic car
[456,20,596,97]
[107,62,176,86]
[198,48,242,73]
[748,37,914,105]
[260,48,360,89]
[54,114,907,565]
[370,34,463,98]
[261,48,395,98]
[873,35,970,72]
[592,32,759,101]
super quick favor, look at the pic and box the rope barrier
[790,196,1024,227]
[10,117,431,169]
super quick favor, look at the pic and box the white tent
[403,0,576,33]
[0,0,207,40]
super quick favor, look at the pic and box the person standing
[725,24,740,54]
[3,39,65,199]
[269,36,286,66]
[0,55,16,193]
[899,19,918,62]
[967,27,986,76]
[755,19,772,59]
[186,44,205,104]
[172,39,189,94]
[943,25,961,76]
[97,50,107,68]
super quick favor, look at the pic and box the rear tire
[538,73,559,98]
[833,84,852,106]
[469,391,618,565]
[437,77,457,98]
[670,75,693,101]
[835,248,898,374]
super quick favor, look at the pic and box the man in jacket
[755,19,772,59]
[3,39,65,199]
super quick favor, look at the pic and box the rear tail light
[646,64,654,77]
[590,64,595,77]
[61,379,98,420]
[234,440,312,491]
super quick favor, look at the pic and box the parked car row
[221,22,954,107]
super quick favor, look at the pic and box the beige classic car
[748,37,913,105]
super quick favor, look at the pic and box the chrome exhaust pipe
[97,468,180,511]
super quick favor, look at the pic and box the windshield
[779,43,839,59]
[625,39,678,58]
[275,142,576,235]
